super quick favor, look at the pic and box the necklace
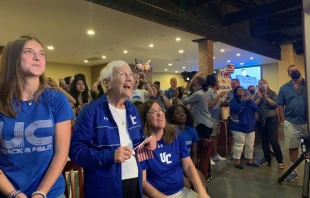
[27,99,34,106]
[111,105,125,126]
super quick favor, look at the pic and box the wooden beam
[87,0,281,60]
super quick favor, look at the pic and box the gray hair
[99,60,128,92]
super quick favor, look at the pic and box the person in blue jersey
[138,101,210,198]
[0,36,74,198]
[69,60,157,198]
[165,105,207,190]
[229,86,259,169]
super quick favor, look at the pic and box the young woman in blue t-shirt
[138,101,210,198]
[165,105,207,190]
[0,36,74,198]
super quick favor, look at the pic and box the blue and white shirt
[69,95,145,198]
[141,131,189,196]
[0,89,74,197]
[181,126,199,153]
[164,87,176,100]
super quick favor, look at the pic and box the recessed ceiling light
[240,63,244,65]
[227,60,231,62]
[165,69,167,71]
[182,66,185,69]
[213,57,215,59]
[175,71,178,73]
[124,50,128,54]
[176,37,181,41]
[149,44,154,48]
[168,63,172,66]
[237,53,241,56]
[84,60,88,63]
[250,57,254,59]
[220,49,225,52]
[47,46,54,50]
[179,50,184,53]
[87,30,95,35]
[102,56,106,59]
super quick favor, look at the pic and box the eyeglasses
[147,108,165,115]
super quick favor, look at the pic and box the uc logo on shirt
[160,152,172,164]
[0,120,53,155]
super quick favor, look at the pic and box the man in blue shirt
[277,64,307,182]
[164,77,177,99]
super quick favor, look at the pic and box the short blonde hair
[99,60,128,92]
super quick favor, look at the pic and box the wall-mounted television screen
[230,66,261,89]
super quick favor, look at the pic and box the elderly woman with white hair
[69,60,157,198]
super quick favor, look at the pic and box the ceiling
[0,0,278,72]
[170,0,303,54]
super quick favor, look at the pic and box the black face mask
[249,89,255,94]
[290,70,301,79]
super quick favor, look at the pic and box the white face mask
[263,84,268,90]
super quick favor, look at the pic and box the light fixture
[250,57,254,59]
[213,57,215,59]
[87,30,95,35]
[227,60,231,63]
[237,53,241,56]
[102,56,106,59]
[47,46,54,50]
[84,60,88,63]
[220,49,225,52]
[182,66,186,69]
[168,63,172,66]
[149,44,154,48]
[176,37,181,41]
[165,69,167,71]
[124,50,128,54]
[240,63,244,65]
[178,50,184,53]
[175,71,178,73]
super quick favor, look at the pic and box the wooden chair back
[62,161,84,198]
[197,138,214,180]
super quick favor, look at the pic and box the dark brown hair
[0,36,46,117]
[138,100,177,144]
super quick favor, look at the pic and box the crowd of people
[0,35,306,198]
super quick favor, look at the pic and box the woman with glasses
[138,101,209,198]
[69,60,156,198]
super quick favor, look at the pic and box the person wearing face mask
[276,65,307,182]
[254,79,284,169]
[247,85,256,100]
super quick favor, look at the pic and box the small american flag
[134,137,154,162]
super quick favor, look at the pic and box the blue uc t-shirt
[182,126,199,153]
[0,89,74,197]
[141,131,189,195]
